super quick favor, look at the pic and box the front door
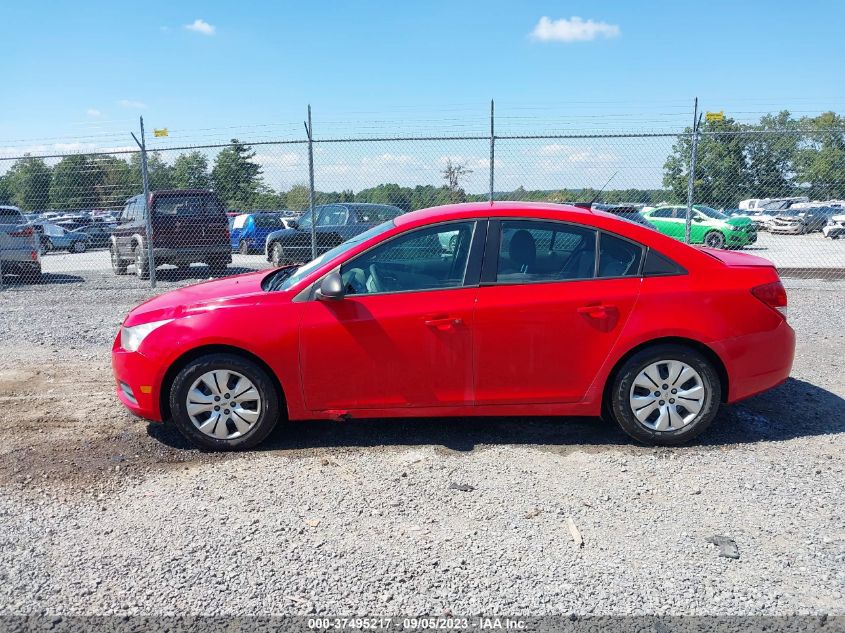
[299,220,482,411]
[473,220,642,405]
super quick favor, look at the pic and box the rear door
[473,220,642,405]
[151,192,227,251]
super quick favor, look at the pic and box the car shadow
[0,272,85,286]
[147,378,844,454]
[152,266,260,283]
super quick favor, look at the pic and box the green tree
[746,111,799,198]
[172,151,210,189]
[5,155,52,211]
[0,173,12,205]
[794,112,845,199]
[49,154,107,210]
[98,156,140,209]
[130,151,173,191]
[354,183,412,210]
[212,139,262,206]
[663,117,750,208]
[285,184,311,212]
[251,185,286,209]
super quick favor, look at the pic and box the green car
[641,205,757,249]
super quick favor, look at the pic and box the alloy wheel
[186,369,262,440]
[628,360,705,431]
[705,232,725,248]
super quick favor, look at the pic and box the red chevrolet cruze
[112,202,795,450]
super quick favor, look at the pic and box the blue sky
[2,0,844,191]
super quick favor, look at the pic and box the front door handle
[576,304,615,319]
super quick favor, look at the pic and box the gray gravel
[0,267,843,617]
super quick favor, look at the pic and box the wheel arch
[601,336,730,411]
[159,344,287,422]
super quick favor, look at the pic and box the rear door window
[598,233,643,278]
[496,220,597,284]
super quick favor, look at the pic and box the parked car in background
[110,189,231,279]
[77,223,114,249]
[38,222,90,253]
[0,205,41,281]
[739,197,808,212]
[231,211,298,254]
[746,210,776,231]
[641,205,756,249]
[822,213,845,239]
[592,204,657,229]
[265,203,404,266]
[113,201,794,451]
[769,207,838,235]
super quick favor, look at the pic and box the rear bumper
[111,335,164,422]
[713,318,796,403]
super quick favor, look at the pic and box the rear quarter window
[0,208,25,224]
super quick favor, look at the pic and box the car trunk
[698,247,776,268]
[151,193,228,250]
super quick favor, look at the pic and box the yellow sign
[153,128,169,137]
[705,111,725,122]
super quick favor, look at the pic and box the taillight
[10,225,33,238]
[751,281,787,319]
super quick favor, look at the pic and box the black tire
[703,231,726,249]
[22,265,42,284]
[270,242,286,267]
[111,245,128,275]
[134,245,150,279]
[168,353,282,451]
[239,240,250,255]
[43,239,54,253]
[607,344,722,446]
[207,257,228,276]
[70,240,87,253]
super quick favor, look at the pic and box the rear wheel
[704,231,726,249]
[71,240,87,253]
[608,344,722,446]
[22,265,42,284]
[42,238,54,253]
[239,240,250,255]
[169,353,282,451]
[207,257,228,276]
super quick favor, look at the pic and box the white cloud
[185,19,216,35]
[86,108,102,117]
[118,99,147,110]
[530,16,620,43]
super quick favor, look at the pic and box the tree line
[1,111,843,214]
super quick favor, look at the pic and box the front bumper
[112,333,164,422]
[822,224,845,238]
[769,223,804,235]
[151,245,232,265]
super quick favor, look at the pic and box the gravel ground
[0,269,843,617]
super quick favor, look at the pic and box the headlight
[120,319,173,352]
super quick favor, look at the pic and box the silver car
[0,205,41,282]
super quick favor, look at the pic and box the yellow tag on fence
[153,128,169,137]
[705,111,725,122]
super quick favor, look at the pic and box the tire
[43,239,54,253]
[111,245,128,275]
[607,344,722,446]
[239,240,250,255]
[70,240,87,253]
[168,353,282,451]
[22,265,42,284]
[703,231,726,249]
[207,257,228,276]
[270,242,286,267]
[134,245,150,279]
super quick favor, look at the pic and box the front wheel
[169,353,282,450]
[608,344,722,446]
[71,240,87,253]
[270,242,287,267]
[135,246,150,279]
[111,246,128,275]
[704,231,726,249]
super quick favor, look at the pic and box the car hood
[123,270,273,326]
[725,216,752,227]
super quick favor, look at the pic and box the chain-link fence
[1,107,844,291]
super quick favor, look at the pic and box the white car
[822,214,845,239]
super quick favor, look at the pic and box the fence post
[685,97,701,244]
[305,105,317,261]
[489,99,495,203]
[131,116,156,288]
[0,237,5,290]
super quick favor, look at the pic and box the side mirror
[692,216,703,222]
[315,270,344,301]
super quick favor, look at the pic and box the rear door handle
[577,304,615,318]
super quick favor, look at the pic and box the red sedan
[112,202,795,450]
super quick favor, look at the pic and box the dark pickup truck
[264,203,404,266]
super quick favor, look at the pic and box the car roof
[393,201,595,228]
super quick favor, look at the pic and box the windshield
[275,220,396,291]
[694,205,728,220]
[254,214,288,228]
